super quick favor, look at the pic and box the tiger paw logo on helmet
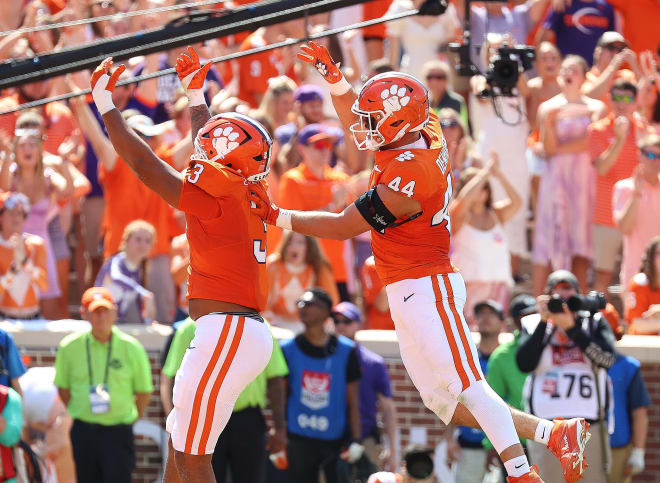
[212,126,241,158]
[395,150,415,161]
[381,85,411,114]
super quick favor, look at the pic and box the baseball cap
[81,287,115,312]
[545,269,579,294]
[294,84,323,103]
[297,288,333,312]
[332,302,362,323]
[597,31,628,47]
[15,111,44,129]
[297,124,334,145]
[126,114,169,138]
[0,192,30,213]
[474,299,504,320]
[509,293,537,319]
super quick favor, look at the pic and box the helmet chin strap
[391,122,411,145]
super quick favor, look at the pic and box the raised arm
[175,46,213,144]
[250,181,421,241]
[527,0,551,24]
[491,155,522,223]
[593,117,629,176]
[449,160,493,233]
[135,53,160,107]
[91,58,182,208]
[68,88,119,172]
[297,41,359,132]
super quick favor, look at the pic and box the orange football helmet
[350,72,429,151]
[192,112,272,182]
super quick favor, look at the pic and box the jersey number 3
[253,221,267,264]
[431,173,453,233]
[187,163,205,184]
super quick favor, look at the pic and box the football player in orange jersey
[89,49,275,482]
[250,42,593,483]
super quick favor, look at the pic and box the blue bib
[283,335,354,440]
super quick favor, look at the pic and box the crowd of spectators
[0,0,658,481]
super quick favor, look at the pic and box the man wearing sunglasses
[278,125,353,301]
[280,289,363,482]
[421,60,467,126]
[613,134,660,290]
[583,31,640,104]
[589,79,644,294]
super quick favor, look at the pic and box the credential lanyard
[86,333,112,386]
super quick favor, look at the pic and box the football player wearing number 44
[89,49,277,482]
[249,41,592,483]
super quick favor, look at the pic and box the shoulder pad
[185,159,244,198]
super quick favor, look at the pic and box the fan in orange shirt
[236,23,301,108]
[0,192,48,320]
[89,48,275,481]
[265,231,338,332]
[361,256,394,330]
[278,124,353,299]
[625,236,660,335]
[170,233,190,321]
[582,32,639,107]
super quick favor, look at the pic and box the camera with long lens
[484,45,536,96]
[547,291,607,314]
[447,0,536,97]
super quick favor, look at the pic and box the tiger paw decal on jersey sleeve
[381,84,410,114]
[395,150,415,161]
[212,126,241,159]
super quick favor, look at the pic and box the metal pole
[0,10,419,116]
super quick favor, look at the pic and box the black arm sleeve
[346,347,362,383]
[516,321,549,373]
[565,314,616,369]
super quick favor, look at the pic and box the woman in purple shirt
[95,220,156,324]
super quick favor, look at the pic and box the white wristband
[275,210,292,230]
[329,76,352,96]
[93,91,115,115]
[187,88,206,107]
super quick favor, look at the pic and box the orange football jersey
[177,159,268,311]
[368,113,456,285]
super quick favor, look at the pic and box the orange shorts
[166,313,272,455]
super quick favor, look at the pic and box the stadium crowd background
[0,0,659,481]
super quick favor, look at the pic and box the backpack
[0,386,16,482]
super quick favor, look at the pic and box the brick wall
[21,344,660,482]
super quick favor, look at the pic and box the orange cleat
[547,418,591,482]
[507,465,544,482]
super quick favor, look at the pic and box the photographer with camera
[367,445,437,483]
[516,270,616,482]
